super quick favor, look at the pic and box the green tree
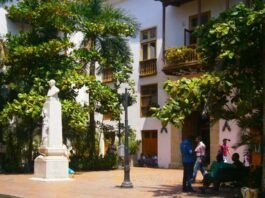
[0,0,78,171]
[71,0,138,156]
[0,0,10,4]
[153,2,265,191]
[0,0,130,171]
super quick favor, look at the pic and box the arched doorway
[182,111,210,165]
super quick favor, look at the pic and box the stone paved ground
[0,167,241,198]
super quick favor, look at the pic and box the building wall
[165,0,241,48]
[111,0,245,168]
[219,119,248,163]
[110,0,171,168]
[0,2,19,37]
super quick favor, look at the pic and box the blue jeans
[192,156,205,181]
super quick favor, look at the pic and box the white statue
[47,79,59,100]
[34,79,69,180]
[40,79,59,147]
[41,108,49,146]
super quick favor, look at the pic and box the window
[140,28,157,77]
[103,112,112,120]
[141,28,156,61]
[140,84,158,117]
[102,69,113,83]
[186,11,210,45]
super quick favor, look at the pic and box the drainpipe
[262,0,265,195]
[197,0,202,26]
[162,3,166,61]
[226,0,229,10]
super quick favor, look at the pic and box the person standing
[220,138,230,163]
[107,139,117,155]
[180,137,194,192]
[191,136,206,182]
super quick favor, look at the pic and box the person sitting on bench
[201,152,235,192]
[232,153,244,168]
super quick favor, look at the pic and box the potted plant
[241,165,262,198]
[239,128,262,198]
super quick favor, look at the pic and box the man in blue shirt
[180,137,195,192]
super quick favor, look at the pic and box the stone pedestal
[33,93,69,181]
[34,155,69,180]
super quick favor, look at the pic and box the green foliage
[153,2,264,135]
[0,0,11,4]
[120,127,140,155]
[0,91,45,122]
[0,0,138,172]
[152,73,223,127]
[70,0,138,155]
[196,3,265,69]
[71,0,138,86]
[128,131,141,155]
[72,0,138,38]
[87,154,118,170]
[165,45,199,65]
[0,0,78,172]
[8,0,75,33]
[129,138,141,155]
[70,154,118,171]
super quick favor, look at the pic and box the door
[142,130,158,157]
[182,111,210,165]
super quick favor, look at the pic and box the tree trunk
[27,128,33,172]
[88,111,96,156]
[261,2,265,193]
[87,38,96,157]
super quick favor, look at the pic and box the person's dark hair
[216,153,224,162]
[232,153,240,161]
[187,135,193,141]
[196,136,202,141]
[223,138,231,143]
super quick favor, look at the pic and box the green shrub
[165,46,199,65]
[70,154,118,171]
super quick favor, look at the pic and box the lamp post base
[121,180,133,188]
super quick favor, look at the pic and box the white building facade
[109,0,248,168]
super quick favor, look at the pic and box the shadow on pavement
[0,194,22,198]
[146,184,242,198]
[146,184,181,197]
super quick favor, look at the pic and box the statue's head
[48,79,56,87]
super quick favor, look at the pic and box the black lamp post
[121,88,133,188]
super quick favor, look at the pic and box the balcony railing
[163,45,203,76]
[158,0,194,7]
[102,69,113,83]
[139,58,157,77]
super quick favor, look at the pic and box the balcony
[163,45,204,76]
[102,69,113,83]
[157,0,194,7]
[139,58,157,77]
